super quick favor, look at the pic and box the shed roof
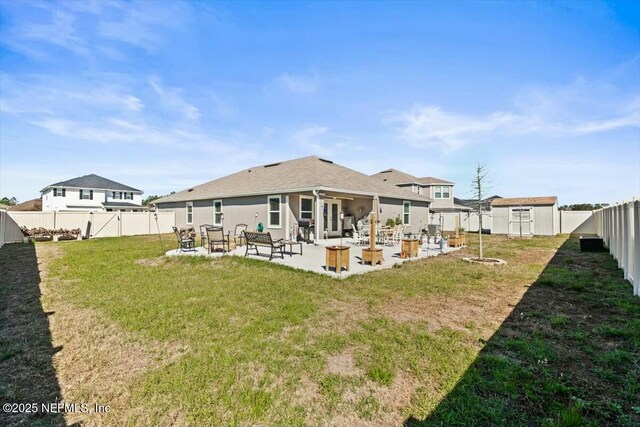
[43,174,141,192]
[491,196,558,207]
[153,156,432,204]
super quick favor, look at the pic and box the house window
[125,192,133,200]
[213,200,223,225]
[434,186,450,199]
[53,188,66,197]
[186,202,193,224]
[268,195,281,228]
[403,201,411,225]
[299,196,313,220]
[80,189,93,200]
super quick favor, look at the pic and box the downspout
[313,189,321,245]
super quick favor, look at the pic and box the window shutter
[90,190,93,200]
[62,188,66,197]
[80,189,83,199]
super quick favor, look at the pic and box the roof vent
[264,162,281,168]
[381,169,392,173]
[318,158,333,164]
[383,178,388,181]
[188,189,194,192]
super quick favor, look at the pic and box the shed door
[510,208,533,235]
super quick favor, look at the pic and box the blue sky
[1,0,639,205]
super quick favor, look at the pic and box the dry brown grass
[35,244,189,426]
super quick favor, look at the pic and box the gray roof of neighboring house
[371,169,454,186]
[455,195,502,210]
[153,156,432,204]
[419,176,454,185]
[43,174,141,193]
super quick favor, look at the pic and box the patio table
[283,240,303,256]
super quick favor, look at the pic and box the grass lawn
[1,234,638,426]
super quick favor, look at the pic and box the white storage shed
[491,196,559,236]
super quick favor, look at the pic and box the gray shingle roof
[153,156,432,204]
[371,169,454,186]
[43,174,141,193]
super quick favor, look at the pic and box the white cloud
[149,76,200,121]
[0,0,188,60]
[274,72,320,94]
[389,76,640,151]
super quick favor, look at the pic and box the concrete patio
[166,238,462,278]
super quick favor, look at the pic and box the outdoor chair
[206,226,230,253]
[199,224,212,248]
[173,226,195,252]
[230,223,248,246]
[351,224,367,245]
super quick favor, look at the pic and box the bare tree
[470,163,488,259]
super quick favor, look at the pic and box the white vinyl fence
[436,211,492,233]
[8,211,175,238]
[559,210,596,234]
[594,200,639,296]
[0,208,25,247]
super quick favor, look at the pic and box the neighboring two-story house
[41,174,144,212]
[370,169,468,212]
[371,168,471,231]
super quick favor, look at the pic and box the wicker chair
[173,226,195,252]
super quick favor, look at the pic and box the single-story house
[491,196,559,236]
[41,174,145,212]
[152,156,432,242]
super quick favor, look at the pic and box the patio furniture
[401,238,420,258]
[199,224,212,248]
[206,226,230,254]
[283,240,303,256]
[351,224,368,245]
[230,223,248,247]
[243,231,285,260]
[173,226,195,252]
[325,245,350,272]
[448,233,466,247]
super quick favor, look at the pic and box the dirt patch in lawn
[35,244,189,426]
[326,348,362,376]
[134,256,166,267]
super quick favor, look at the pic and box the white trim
[267,195,282,229]
[299,195,314,220]
[403,200,411,225]
[186,201,193,225]
[324,199,342,237]
[213,199,223,225]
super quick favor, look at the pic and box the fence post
[631,200,640,296]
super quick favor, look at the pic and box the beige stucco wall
[157,193,430,239]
